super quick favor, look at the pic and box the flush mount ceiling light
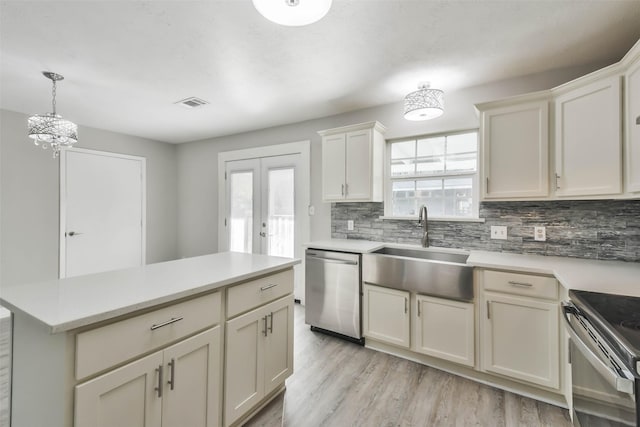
[252,0,332,26]
[27,71,78,158]
[403,83,444,121]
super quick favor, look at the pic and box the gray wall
[332,201,640,262]
[176,63,604,257]
[0,109,179,286]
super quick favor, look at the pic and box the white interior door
[221,143,309,303]
[61,148,146,278]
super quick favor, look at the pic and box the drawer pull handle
[260,284,278,291]
[155,365,163,398]
[168,358,176,390]
[268,312,274,334]
[263,315,268,337]
[150,317,184,330]
[508,281,533,288]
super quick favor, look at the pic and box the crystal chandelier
[27,71,78,158]
[404,83,444,121]
[252,0,332,26]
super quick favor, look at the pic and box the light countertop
[0,252,299,333]
[305,239,640,298]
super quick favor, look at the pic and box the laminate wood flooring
[244,304,572,427]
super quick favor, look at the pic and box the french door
[225,154,299,258]
[219,141,310,303]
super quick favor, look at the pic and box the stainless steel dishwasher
[305,249,363,343]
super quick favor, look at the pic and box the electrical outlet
[347,220,354,231]
[490,225,508,240]
[534,226,546,241]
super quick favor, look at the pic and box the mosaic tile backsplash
[331,200,640,262]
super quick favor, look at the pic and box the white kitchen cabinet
[413,294,474,367]
[625,50,640,193]
[76,327,221,427]
[480,270,560,390]
[224,295,293,427]
[554,75,622,197]
[362,283,410,348]
[319,121,386,202]
[478,98,549,199]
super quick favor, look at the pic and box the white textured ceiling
[1,0,640,143]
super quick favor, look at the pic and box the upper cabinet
[478,98,549,199]
[477,37,640,201]
[319,121,386,202]
[554,75,622,197]
[625,48,640,193]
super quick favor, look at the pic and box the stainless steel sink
[362,246,474,301]
[370,246,469,264]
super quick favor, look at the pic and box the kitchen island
[1,251,299,427]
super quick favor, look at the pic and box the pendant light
[252,0,332,26]
[27,71,78,158]
[403,82,444,121]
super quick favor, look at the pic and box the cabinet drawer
[76,291,221,380]
[227,269,294,319]
[483,270,557,300]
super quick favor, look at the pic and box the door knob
[66,231,83,237]
[259,232,266,237]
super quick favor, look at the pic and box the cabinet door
[626,56,640,193]
[263,297,294,396]
[163,327,221,427]
[322,134,346,201]
[362,284,410,348]
[482,101,549,199]
[414,295,475,367]
[224,308,266,426]
[554,76,622,197]
[345,129,372,200]
[75,351,163,427]
[482,292,559,389]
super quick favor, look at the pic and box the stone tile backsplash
[331,200,640,262]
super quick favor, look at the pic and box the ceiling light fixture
[27,71,78,158]
[403,82,444,121]
[252,0,332,26]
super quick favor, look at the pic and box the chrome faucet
[418,204,429,247]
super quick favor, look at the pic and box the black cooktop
[570,290,640,373]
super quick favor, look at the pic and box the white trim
[217,141,311,252]
[59,147,147,279]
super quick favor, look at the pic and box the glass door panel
[225,159,260,254]
[228,171,254,253]
[266,168,295,257]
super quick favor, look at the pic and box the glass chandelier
[27,71,78,158]
[404,83,444,121]
[252,0,332,26]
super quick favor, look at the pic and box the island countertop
[0,252,299,333]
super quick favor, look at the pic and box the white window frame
[383,129,481,221]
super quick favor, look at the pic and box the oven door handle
[562,303,635,396]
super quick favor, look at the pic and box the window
[386,130,478,219]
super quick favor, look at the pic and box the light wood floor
[245,304,572,427]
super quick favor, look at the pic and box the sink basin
[371,246,469,264]
[362,246,473,301]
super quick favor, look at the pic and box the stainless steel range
[563,290,640,426]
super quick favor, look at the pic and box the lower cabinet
[362,284,410,348]
[224,295,294,427]
[413,295,475,367]
[481,292,560,389]
[75,327,221,427]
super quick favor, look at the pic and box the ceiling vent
[175,97,210,109]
